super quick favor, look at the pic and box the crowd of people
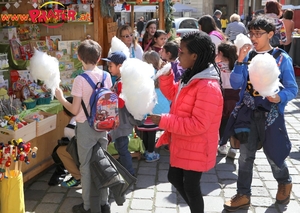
[51,2,298,212]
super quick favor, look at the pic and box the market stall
[0,0,168,184]
[0,0,100,183]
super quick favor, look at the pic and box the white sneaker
[227,148,237,159]
[218,145,228,155]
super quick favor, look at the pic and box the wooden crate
[0,120,37,143]
[25,111,57,137]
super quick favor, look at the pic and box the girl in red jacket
[150,31,223,213]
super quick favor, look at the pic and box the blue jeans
[114,136,135,175]
[237,110,292,196]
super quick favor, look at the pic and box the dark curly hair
[217,42,238,70]
[180,31,221,85]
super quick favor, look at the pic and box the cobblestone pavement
[24,77,300,213]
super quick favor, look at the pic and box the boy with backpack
[55,39,112,213]
[102,51,136,176]
[222,15,298,211]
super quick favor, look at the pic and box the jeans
[237,110,292,196]
[168,166,203,213]
[114,136,135,175]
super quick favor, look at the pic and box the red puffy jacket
[157,71,223,172]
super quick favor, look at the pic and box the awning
[115,3,198,13]
[282,5,300,10]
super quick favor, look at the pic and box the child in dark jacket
[102,51,135,176]
[161,41,185,83]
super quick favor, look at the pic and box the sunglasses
[121,34,133,38]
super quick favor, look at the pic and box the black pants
[142,131,156,152]
[168,166,204,213]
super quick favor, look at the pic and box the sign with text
[0,1,91,29]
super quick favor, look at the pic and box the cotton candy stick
[14,146,19,177]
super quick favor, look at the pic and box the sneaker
[276,183,292,204]
[61,177,81,188]
[101,203,111,213]
[48,172,64,186]
[227,148,237,159]
[72,203,91,213]
[218,145,228,155]
[224,194,250,212]
[143,150,148,158]
[145,151,160,162]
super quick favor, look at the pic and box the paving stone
[135,174,156,189]
[24,200,38,212]
[157,170,169,182]
[132,188,154,199]
[41,192,65,203]
[24,189,46,201]
[155,192,177,208]
[156,182,174,192]
[34,203,59,213]
[137,166,157,175]
[203,196,225,212]
[29,181,50,191]
[58,197,82,213]
[130,199,154,211]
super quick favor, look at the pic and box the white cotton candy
[154,63,171,80]
[28,49,61,99]
[248,53,281,98]
[110,36,130,58]
[234,33,252,55]
[120,58,157,120]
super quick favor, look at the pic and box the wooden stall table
[3,100,70,183]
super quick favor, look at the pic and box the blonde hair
[143,51,162,87]
[230,13,241,22]
[142,50,162,70]
[116,24,137,49]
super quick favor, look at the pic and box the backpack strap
[66,123,76,129]
[272,48,282,61]
[80,72,108,119]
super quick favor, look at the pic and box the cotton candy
[120,58,156,120]
[110,36,130,59]
[154,63,171,80]
[248,53,281,98]
[234,33,252,55]
[28,49,60,99]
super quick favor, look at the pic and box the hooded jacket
[156,65,223,172]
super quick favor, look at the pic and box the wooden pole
[158,1,165,30]
[131,5,135,30]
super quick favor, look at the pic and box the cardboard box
[24,111,57,137]
[0,120,36,142]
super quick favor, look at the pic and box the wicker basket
[36,96,51,105]
[23,99,37,109]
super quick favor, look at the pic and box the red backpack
[81,72,119,132]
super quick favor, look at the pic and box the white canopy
[114,3,197,13]
[282,5,300,10]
